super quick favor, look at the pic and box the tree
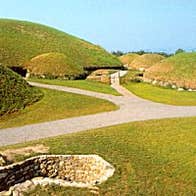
[111,50,124,56]
[175,48,185,55]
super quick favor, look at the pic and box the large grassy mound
[0,19,121,75]
[119,53,139,67]
[0,66,43,116]
[144,52,196,89]
[25,53,83,78]
[130,54,165,70]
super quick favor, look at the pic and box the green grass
[124,82,196,106]
[120,69,142,84]
[0,88,117,129]
[130,54,165,69]
[0,66,43,116]
[145,52,196,89]
[119,53,139,65]
[26,52,83,78]
[29,78,121,96]
[2,117,196,195]
[0,19,121,75]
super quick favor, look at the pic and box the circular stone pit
[0,155,115,194]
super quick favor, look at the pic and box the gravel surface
[0,80,196,147]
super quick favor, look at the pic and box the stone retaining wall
[0,155,115,192]
[143,77,196,91]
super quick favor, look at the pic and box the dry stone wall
[0,155,115,192]
[143,77,196,91]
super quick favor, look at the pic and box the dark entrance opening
[137,73,144,77]
[10,66,27,77]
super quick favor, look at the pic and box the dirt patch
[0,144,49,162]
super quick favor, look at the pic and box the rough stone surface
[0,154,8,166]
[0,154,114,193]
[86,69,111,84]
[138,67,145,72]
[172,84,177,89]
[178,87,184,91]
[143,77,196,91]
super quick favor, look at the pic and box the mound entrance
[9,66,27,77]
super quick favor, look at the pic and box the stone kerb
[0,154,115,192]
[143,77,196,91]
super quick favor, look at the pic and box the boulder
[0,154,8,166]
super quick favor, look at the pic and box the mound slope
[144,52,196,89]
[130,54,165,70]
[0,19,121,76]
[25,53,83,78]
[119,53,139,67]
[0,66,43,116]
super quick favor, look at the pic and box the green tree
[111,51,124,56]
[175,48,185,55]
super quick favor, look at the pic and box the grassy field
[124,82,196,106]
[145,52,196,89]
[0,19,121,75]
[1,117,196,195]
[0,66,43,116]
[0,88,117,129]
[29,78,121,95]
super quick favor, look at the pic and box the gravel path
[0,80,196,147]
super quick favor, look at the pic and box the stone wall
[143,77,196,91]
[0,155,115,192]
[86,69,112,84]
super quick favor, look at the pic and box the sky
[0,0,196,53]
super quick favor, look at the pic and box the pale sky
[0,0,196,53]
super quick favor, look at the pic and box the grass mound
[144,52,196,89]
[25,53,83,78]
[0,66,43,116]
[119,53,139,66]
[0,19,121,76]
[130,54,165,70]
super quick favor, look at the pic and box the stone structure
[143,77,196,91]
[0,155,115,193]
[0,154,7,166]
[86,69,112,84]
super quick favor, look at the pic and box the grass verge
[1,117,196,195]
[0,88,117,129]
[124,82,196,106]
[28,78,120,95]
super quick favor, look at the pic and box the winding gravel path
[0,80,196,147]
